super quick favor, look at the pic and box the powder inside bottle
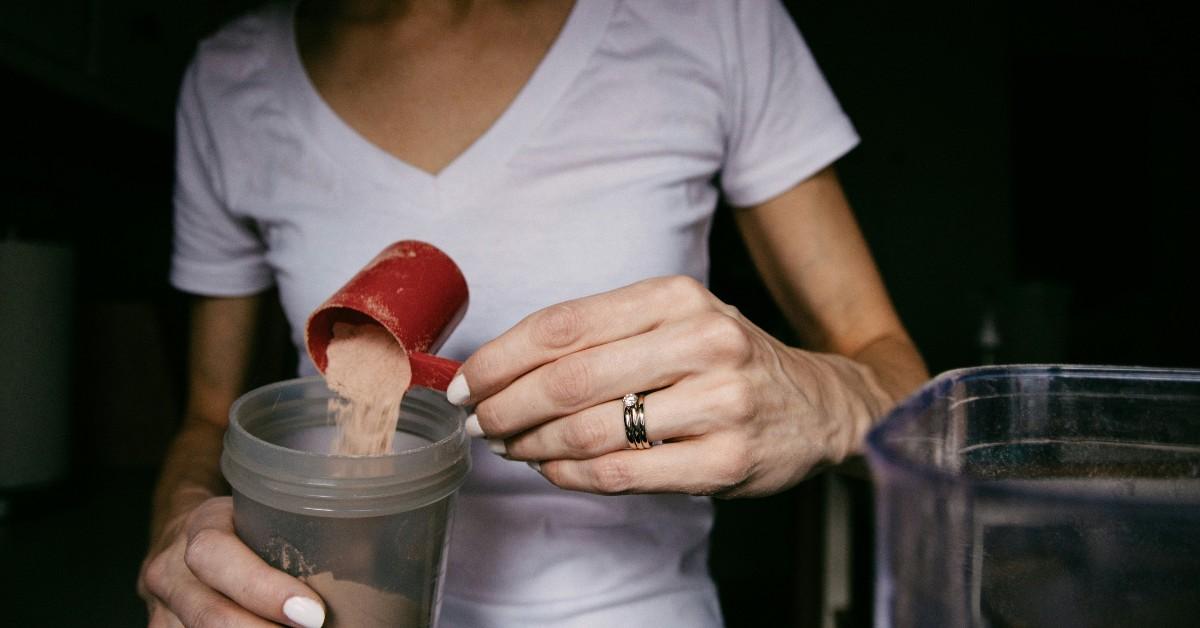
[303,571,420,627]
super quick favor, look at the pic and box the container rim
[864,364,1200,506]
[223,376,470,516]
[227,376,461,461]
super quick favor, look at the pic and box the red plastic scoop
[305,240,468,392]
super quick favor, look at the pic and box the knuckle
[141,555,170,598]
[714,440,754,488]
[545,356,593,407]
[699,312,752,361]
[183,528,221,571]
[189,602,234,628]
[473,401,507,436]
[661,275,709,308]
[563,417,608,455]
[722,377,757,423]
[592,457,634,494]
[538,460,561,485]
[531,303,584,349]
[466,342,503,384]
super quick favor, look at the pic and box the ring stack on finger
[623,393,651,450]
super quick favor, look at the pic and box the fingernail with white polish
[283,596,325,628]
[446,373,471,406]
[464,414,485,438]
[487,439,507,456]
[527,461,542,473]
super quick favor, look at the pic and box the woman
[138,0,928,626]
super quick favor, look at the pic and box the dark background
[1,0,1196,626]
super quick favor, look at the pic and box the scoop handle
[409,352,462,392]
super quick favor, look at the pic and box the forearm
[148,294,263,544]
[734,170,929,453]
[149,417,228,546]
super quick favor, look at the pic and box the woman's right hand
[137,496,326,628]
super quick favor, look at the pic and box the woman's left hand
[446,275,896,498]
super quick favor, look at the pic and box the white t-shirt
[170,1,858,625]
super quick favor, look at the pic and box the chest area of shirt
[296,3,571,176]
[229,0,729,212]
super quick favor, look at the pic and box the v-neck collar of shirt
[279,0,615,209]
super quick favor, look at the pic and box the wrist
[790,348,891,463]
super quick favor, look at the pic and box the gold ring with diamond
[623,392,651,450]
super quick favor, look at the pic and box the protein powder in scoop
[323,322,413,456]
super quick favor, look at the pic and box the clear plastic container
[222,377,470,627]
[866,366,1200,627]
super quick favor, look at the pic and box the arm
[732,166,928,416]
[148,295,262,546]
[138,295,326,628]
[733,167,928,479]
[445,168,927,498]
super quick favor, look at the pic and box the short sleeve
[719,0,859,208]
[169,60,274,296]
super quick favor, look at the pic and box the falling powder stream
[322,322,413,456]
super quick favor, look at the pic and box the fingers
[473,310,754,437]
[182,498,326,628]
[158,573,280,628]
[148,605,185,628]
[141,496,327,628]
[473,323,689,437]
[456,276,716,404]
[538,435,754,496]
[504,375,754,461]
[143,531,280,628]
